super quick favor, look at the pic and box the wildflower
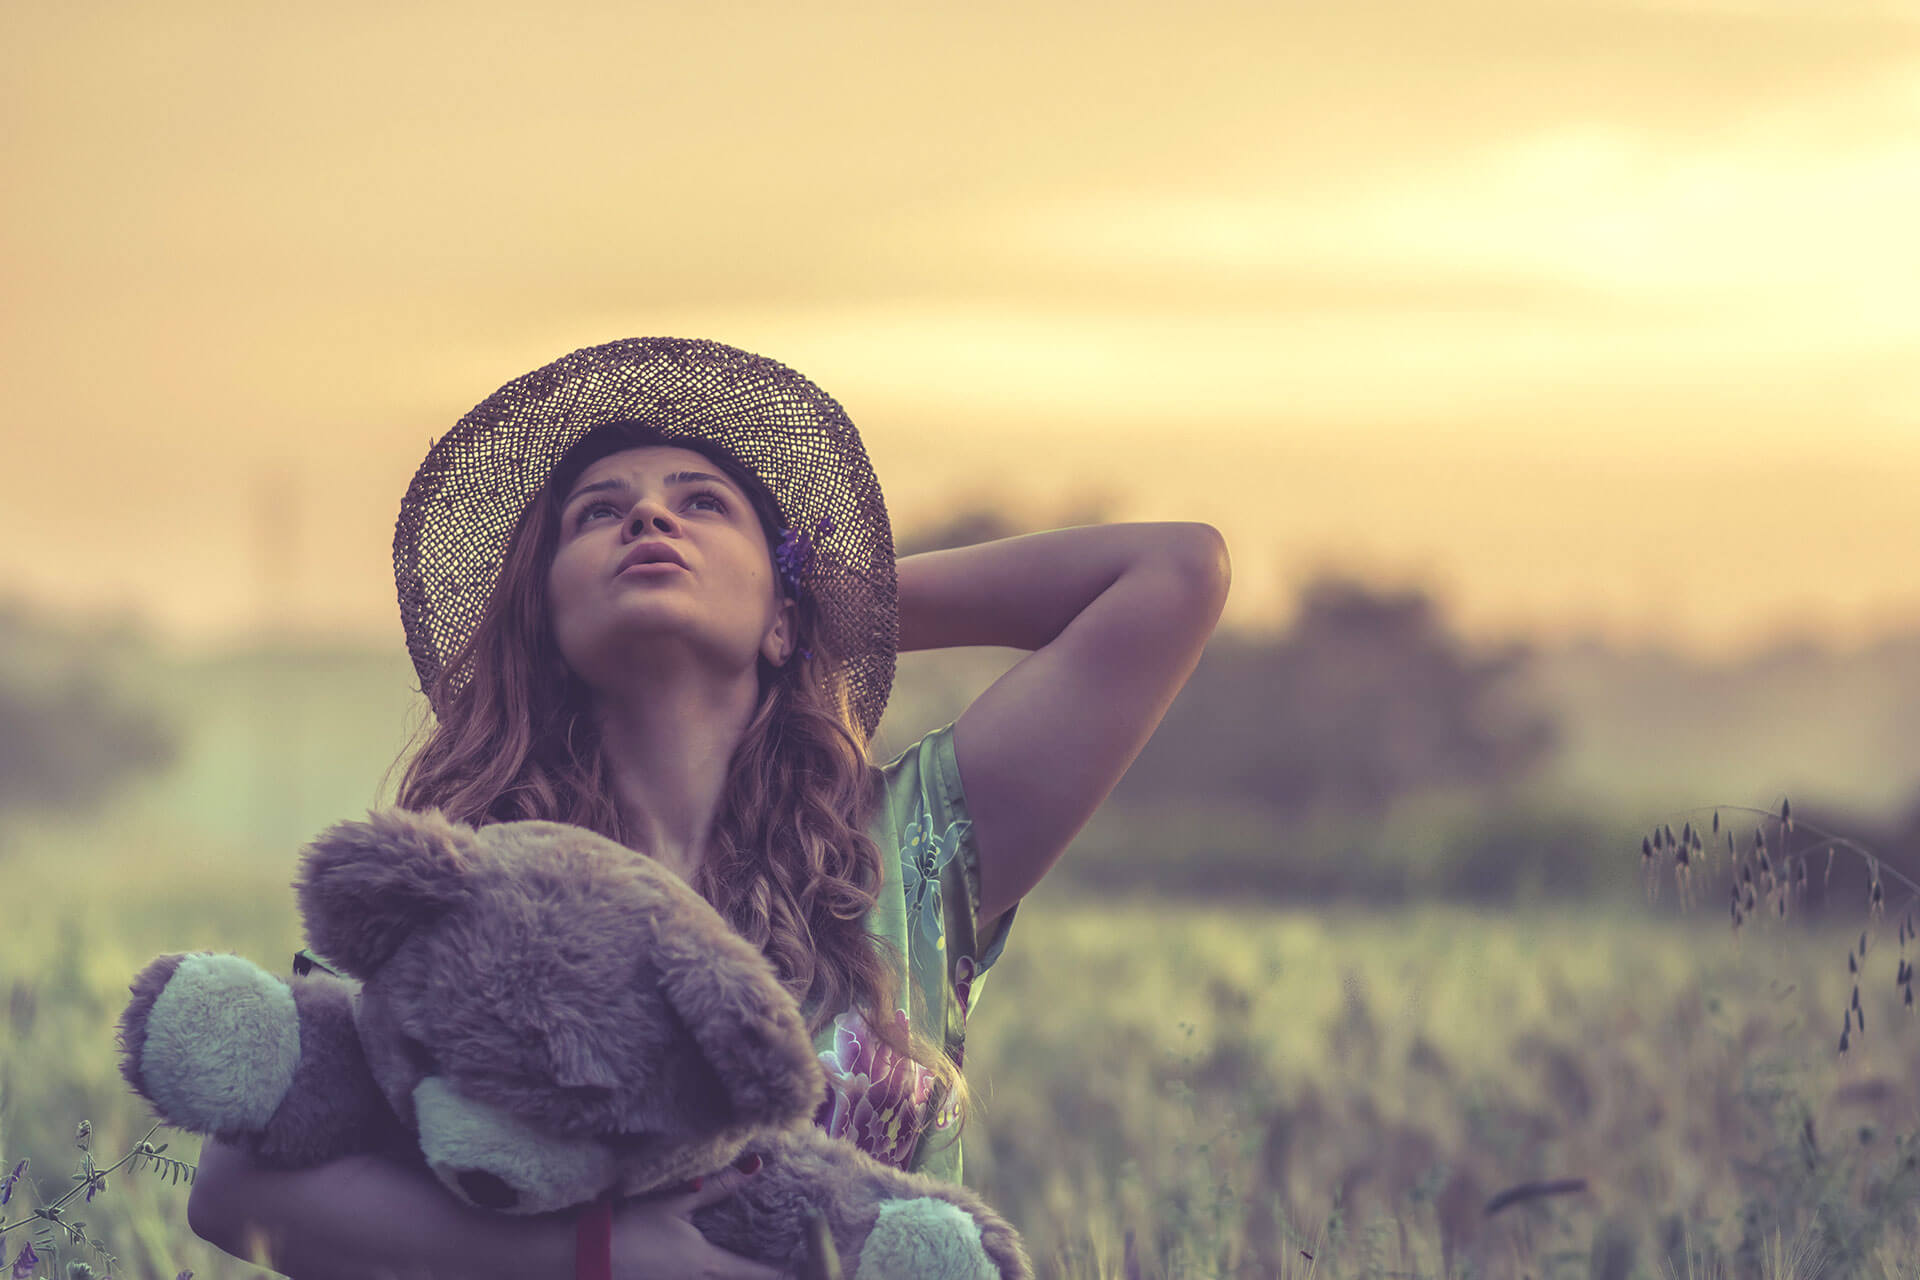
[0,1158,25,1205]
[12,1240,39,1280]
[72,1121,90,1152]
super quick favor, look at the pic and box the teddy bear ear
[651,916,824,1130]
[294,807,479,978]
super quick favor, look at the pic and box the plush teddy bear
[117,806,1032,1280]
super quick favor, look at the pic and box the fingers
[677,1152,765,1213]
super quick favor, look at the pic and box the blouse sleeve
[920,719,1016,979]
[879,720,1018,1005]
[875,719,1020,1183]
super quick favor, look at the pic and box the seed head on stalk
[1634,797,1920,1060]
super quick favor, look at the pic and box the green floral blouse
[803,719,1018,1185]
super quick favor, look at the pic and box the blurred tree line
[1115,576,1559,820]
[0,598,178,843]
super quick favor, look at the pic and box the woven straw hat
[393,337,897,739]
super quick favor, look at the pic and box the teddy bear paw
[129,953,302,1135]
[854,1197,1000,1280]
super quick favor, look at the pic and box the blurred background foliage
[6,503,1917,913]
[0,601,178,844]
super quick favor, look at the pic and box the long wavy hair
[381,421,969,1154]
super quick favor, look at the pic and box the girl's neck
[589,673,760,882]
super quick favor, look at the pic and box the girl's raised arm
[899,522,1231,928]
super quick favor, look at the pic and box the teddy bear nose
[456,1169,519,1210]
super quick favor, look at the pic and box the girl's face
[545,445,794,691]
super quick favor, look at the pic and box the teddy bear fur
[117,805,1032,1280]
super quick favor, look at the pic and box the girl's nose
[627,505,677,537]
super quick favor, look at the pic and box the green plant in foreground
[0,1119,196,1278]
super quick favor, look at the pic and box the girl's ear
[763,595,799,667]
[295,807,478,978]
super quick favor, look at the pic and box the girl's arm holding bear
[188,1137,781,1279]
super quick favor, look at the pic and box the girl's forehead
[574,444,716,483]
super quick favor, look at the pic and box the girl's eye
[574,489,727,527]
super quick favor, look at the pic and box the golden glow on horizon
[3,1,1917,660]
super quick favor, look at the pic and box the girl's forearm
[189,1138,574,1280]
[896,521,1227,653]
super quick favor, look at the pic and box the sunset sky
[5,0,1918,662]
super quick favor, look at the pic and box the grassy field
[5,810,1920,1279]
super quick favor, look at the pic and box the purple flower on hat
[774,527,814,594]
[774,517,837,596]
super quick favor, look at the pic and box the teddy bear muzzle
[412,1076,617,1214]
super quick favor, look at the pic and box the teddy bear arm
[690,1130,1032,1280]
[238,971,406,1169]
[119,954,398,1169]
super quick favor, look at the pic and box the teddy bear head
[294,806,825,1215]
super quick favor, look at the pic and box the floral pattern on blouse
[901,815,968,952]
[813,1006,939,1169]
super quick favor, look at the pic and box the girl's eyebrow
[563,471,738,509]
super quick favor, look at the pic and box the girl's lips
[617,561,687,577]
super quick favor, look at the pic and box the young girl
[184,338,1230,1279]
